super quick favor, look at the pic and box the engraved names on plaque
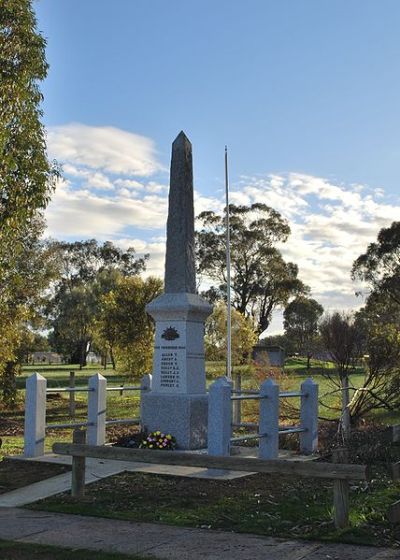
[160,350,181,388]
[159,326,181,389]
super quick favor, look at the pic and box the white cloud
[48,123,163,176]
[114,178,144,190]
[46,177,168,238]
[114,238,166,278]
[232,172,400,333]
[45,125,400,335]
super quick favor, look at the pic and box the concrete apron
[1,453,252,507]
[2,448,317,507]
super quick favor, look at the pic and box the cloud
[48,123,163,176]
[232,172,400,328]
[114,237,166,278]
[114,178,144,190]
[45,124,400,334]
[46,177,169,238]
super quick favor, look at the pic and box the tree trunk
[2,361,18,405]
[307,353,312,369]
[257,315,270,336]
[340,373,351,440]
[79,340,87,369]
[110,348,116,370]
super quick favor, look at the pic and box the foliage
[349,226,400,423]
[0,0,58,239]
[47,240,149,366]
[20,332,50,363]
[350,296,400,422]
[50,284,97,367]
[196,203,308,335]
[139,431,176,450]
[283,296,324,368]
[258,334,296,356]
[0,221,59,402]
[0,1,58,403]
[352,221,400,305]
[49,239,148,287]
[94,275,162,376]
[204,302,258,365]
[319,312,363,438]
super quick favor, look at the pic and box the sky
[34,0,400,334]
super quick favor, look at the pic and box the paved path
[0,507,399,560]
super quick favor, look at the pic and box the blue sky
[34,1,400,332]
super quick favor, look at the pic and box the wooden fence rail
[54,433,368,529]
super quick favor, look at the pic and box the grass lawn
[1,359,400,549]
[2,358,400,460]
[28,464,400,548]
[0,539,154,560]
[17,364,124,389]
[0,364,142,460]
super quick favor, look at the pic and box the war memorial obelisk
[141,131,213,449]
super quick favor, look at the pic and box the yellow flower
[149,444,153,448]
[166,435,172,440]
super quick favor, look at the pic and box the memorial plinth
[141,132,212,449]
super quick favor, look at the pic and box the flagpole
[225,146,232,380]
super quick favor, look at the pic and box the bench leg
[71,429,86,498]
[333,448,349,528]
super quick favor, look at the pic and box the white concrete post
[141,373,152,392]
[24,373,47,458]
[87,373,107,446]
[259,378,279,460]
[300,377,318,454]
[208,376,232,456]
[140,374,152,429]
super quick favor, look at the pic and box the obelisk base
[141,393,208,449]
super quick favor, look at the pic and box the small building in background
[30,351,63,365]
[252,344,285,368]
[86,351,102,364]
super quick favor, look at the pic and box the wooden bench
[53,431,368,529]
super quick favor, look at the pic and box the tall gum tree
[352,221,400,305]
[196,203,308,336]
[283,296,324,369]
[0,0,58,402]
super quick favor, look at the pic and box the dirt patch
[0,459,70,494]
[0,417,24,438]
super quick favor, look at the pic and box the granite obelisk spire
[165,131,196,294]
[141,132,212,449]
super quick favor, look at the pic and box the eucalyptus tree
[196,203,308,335]
[284,296,324,369]
[0,1,59,402]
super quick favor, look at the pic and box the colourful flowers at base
[139,430,176,450]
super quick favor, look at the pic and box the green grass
[0,539,154,560]
[17,364,124,389]
[0,366,142,460]
[2,358,400,461]
[3,359,400,548]
[28,467,400,548]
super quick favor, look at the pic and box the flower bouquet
[139,430,176,450]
